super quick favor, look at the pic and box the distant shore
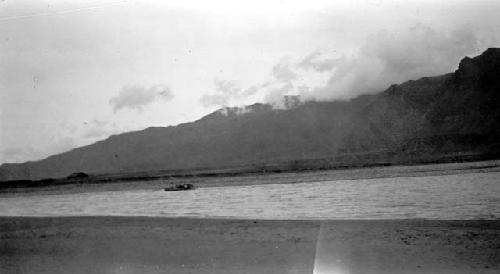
[1,159,499,195]
[1,217,499,274]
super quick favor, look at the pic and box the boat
[163,183,196,191]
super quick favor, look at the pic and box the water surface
[1,172,499,219]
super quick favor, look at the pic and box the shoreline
[2,159,499,196]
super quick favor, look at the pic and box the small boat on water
[163,183,196,191]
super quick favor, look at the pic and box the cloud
[199,24,485,109]
[109,84,174,112]
[200,56,327,108]
[297,50,338,72]
[200,79,238,107]
[200,93,229,107]
[214,79,241,97]
[263,82,295,106]
[200,79,260,107]
[310,24,481,101]
[271,61,297,82]
[262,24,483,104]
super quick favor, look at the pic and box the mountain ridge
[1,48,500,181]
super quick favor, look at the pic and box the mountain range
[1,48,500,181]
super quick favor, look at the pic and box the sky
[1,0,499,164]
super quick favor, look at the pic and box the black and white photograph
[1,0,499,273]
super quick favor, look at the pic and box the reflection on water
[1,172,499,219]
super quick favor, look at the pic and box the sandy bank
[1,218,499,273]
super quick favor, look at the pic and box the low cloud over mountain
[110,84,174,112]
[310,23,480,101]
[202,24,483,108]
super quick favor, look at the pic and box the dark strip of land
[1,160,500,195]
[2,154,500,191]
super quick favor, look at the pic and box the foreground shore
[1,217,499,274]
